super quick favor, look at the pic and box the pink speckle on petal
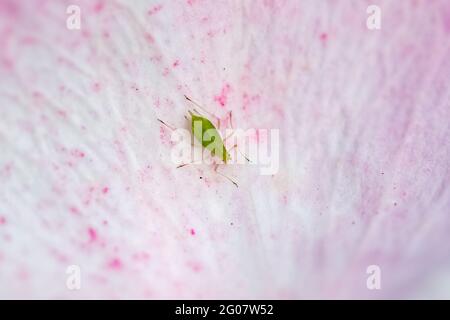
[187,261,203,273]
[144,33,155,44]
[88,227,97,242]
[92,82,101,92]
[71,149,85,158]
[81,30,91,39]
[214,84,231,107]
[441,6,450,33]
[0,216,6,225]
[159,126,171,145]
[2,57,14,71]
[0,0,20,18]
[69,206,80,215]
[32,91,42,100]
[133,252,151,261]
[190,228,196,236]
[148,4,163,15]
[56,109,67,118]
[320,32,328,42]
[93,1,105,13]
[102,187,109,194]
[108,258,123,270]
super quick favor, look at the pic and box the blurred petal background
[0,0,449,299]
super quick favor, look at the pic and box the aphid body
[157,95,239,187]
[189,111,231,164]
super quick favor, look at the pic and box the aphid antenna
[228,144,252,163]
[215,170,239,188]
[157,118,176,131]
[239,151,252,163]
[184,95,217,119]
[187,109,200,116]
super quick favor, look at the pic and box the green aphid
[189,111,231,164]
[157,95,238,187]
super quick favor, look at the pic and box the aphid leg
[157,118,176,131]
[223,131,236,143]
[213,164,238,188]
[177,163,192,169]
[176,140,203,168]
[228,144,251,163]
[223,113,252,163]
[228,110,233,129]
[177,162,238,187]
[222,111,235,142]
[184,95,213,116]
